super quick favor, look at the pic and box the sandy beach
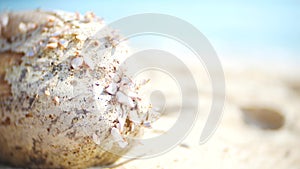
[105,60,300,169]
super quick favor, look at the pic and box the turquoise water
[1,0,299,60]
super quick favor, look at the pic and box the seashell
[130,123,135,132]
[92,133,101,145]
[117,116,126,132]
[58,39,69,48]
[47,16,56,22]
[120,77,131,86]
[44,89,50,96]
[18,22,37,33]
[50,31,62,37]
[71,57,83,69]
[75,34,86,41]
[84,11,96,22]
[26,22,37,31]
[18,22,27,33]
[142,121,152,128]
[116,91,135,108]
[111,127,128,148]
[46,42,58,49]
[106,82,118,95]
[128,110,141,124]
[53,96,60,105]
[49,37,59,43]
[0,13,9,27]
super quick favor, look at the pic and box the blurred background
[1,1,300,169]
[1,0,299,66]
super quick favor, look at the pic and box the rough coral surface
[0,10,149,168]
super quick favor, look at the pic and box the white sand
[108,60,300,169]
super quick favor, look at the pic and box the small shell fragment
[105,83,118,95]
[18,22,27,33]
[92,133,101,145]
[49,37,58,43]
[58,39,69,48]
[111,127,128,148]
[26,22,37,31]
[84,11,96,22]
[46,42,58,49]
[71,57,83,69]
[116,91,135,108]
[44,90,50,96]
[47,16,56,22]
[53,96,60,105]
[117,116,126,132]
[50,30,63,37]
[129,110,141,123]
[75,34,86,41]
[120,77,131,86]
[143,121,152,128]
[130,123,135,132]
[0,13,9,27]
[18,22,37,33]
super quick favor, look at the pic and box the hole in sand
[241,107,285,130]
[289,83,300,95]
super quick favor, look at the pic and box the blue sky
[1,0,299,61]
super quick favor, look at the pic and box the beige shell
[0,10,148,168]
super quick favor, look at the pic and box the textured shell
[0,10,148,168]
